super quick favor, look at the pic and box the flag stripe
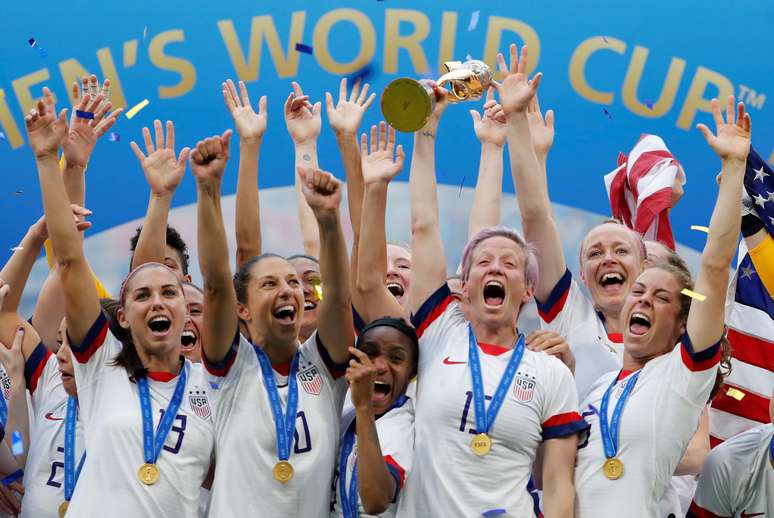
[727,328,774,371]
[711,383,770,423]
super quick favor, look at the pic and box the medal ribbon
[63,396,86,502]
[339,395,408,518]
[467,326,525,436]
[137,363,188,466]
[599,370,641,460]
[254,348,300,462]
[769,432,774,469]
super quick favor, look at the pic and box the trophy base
[381,78,434,133]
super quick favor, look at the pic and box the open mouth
[628,312,651,336]
[273,304,297,325]
[373,380,391,403]
[148,315,172,336]
[483,280,505,307]
[386,282,405,298]
[598,272,625,290]
[303,299,317,312]
[181,330,197,350]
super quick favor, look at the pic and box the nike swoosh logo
[442,357,467,365]
[44,412,64,421]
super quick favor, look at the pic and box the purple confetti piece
[28,37,47,58]
[645,99,654,109]
[603,108,612,119]
[295,43,313,54]
[108,132,120,142]
[482,510,507,518]
[209,381,220,390]
[75,109,94,120]
[467,11,480,32]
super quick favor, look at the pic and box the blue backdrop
[1,0,772,264]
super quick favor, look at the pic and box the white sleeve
[689,443,737,516]
[539,356,589,440]
[410,284,464,361]
[378,399,415,490]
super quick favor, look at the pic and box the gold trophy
[381,59,493,132]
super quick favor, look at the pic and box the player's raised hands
[493,44,542,115]
[0,327,25,385]
[325,78,376,136]
[346,346,377,412]
[297,166,342,217]
[284,81,321,144]
[130,120,190,196]
[420,80,450,131]
[526,93,554,159]
[190,130,232,183]
[360,122,405,184]
[696,95,751,162]
[66,75,122,154]
[24,87,68,160]
[27,205,93,243]
[470,87,507,147]
[222,79,267,141]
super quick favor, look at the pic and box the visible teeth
[277,305,294,313]
[632,312,650,324]
[374,381,388,386]
[386,282,401,289]
[601,273,623,282]
[485,280,504,289]
[182,330,195,338]
[150,315,169,323]
[304,301,315,310]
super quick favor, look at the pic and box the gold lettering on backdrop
[96,48,128,109]
[149,30,197,98]
[218,13,306,81]
[0,90,24,149]
[676,66,734,130]
[383,9,431,74]
[482,16,540,78]
[313,8,376,74]
[568,36,625,104]
[437,12,458,72]
[12,68,52,116]
[622,46,685,117]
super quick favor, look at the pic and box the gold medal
[137,463,160,485]
[603,457,624,480]
[470,433,492,456]
[58,501,69,518]
[273,461,294,483]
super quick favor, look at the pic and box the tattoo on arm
[420,130,435,139]
[303,154,311,161]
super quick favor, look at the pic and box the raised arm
[355,122,406,321]
[407,84,449,315]
[284,82,322,257]
[468,88,507,239]
[191,131,238,363]
[129,120,189,271]
[495,44,565,302]
[690,96,751,351]
[27,88,101,344]
[223,79,267,269]
[347,346,397,514]
[297,166,354,364]
[0,327,30,467]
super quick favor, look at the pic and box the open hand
[190,130,233,183]
[24,87,68,160]
[696,95,751,162]
[360,122,405,184]
[325,78,375,136]
[222,79,267,141]
[345,346,377,412]
[493,44,542,116]
[284,82,321,144]
[130,120,190,196]
[526,93,554,158]
[297,166,342,217]
[471,88,507,147]
[28,205,92,243]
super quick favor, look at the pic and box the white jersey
[68,312,215,517]
[689,424,774,517]
[204,332,348,517]
[536,269,623,400]
[399,285,588,518]
[331,397,414,518]
[575,333,720,518]
[20,344,85,518]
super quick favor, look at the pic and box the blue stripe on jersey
[410,283,452,334]
[202,330,239,377]
[535,268,572,314]
[316,334,349,378]
[24,343,51,393]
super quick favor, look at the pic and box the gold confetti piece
[312,281,323,301]
[726,387,745,401]
[10,246,23,251]
[690,225,710,233]
[126,99,149,119]
[681,288,706,302]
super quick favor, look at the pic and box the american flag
[709,147,774,447]
[298,365,322,395]
[604,134,687,250]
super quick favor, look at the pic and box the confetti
[645,100,654,109]
[313,280,323,301]
[10,431,23,456]
[125,98,149,119]
[690,225,709,233]
[28,37,48,58]
[209,381,220,390]
[10,246,23,252]
[295,43,313,54]
[482,510,507,518]
[681,288,706,302]
[726,387,745,401]
[0,131,6,140]
[602,36,608,43]
[75,109,94,120]
[348,64,375,84]
[465,54,473,61]
[1,469,23,487]
[143,26,148,40]
[602,108,612,119]
[459,175,466,197]
[14,190,23,195]
[467,11,480,32]
[108,132,121,142]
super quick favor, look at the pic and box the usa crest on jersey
[188,389,211,419]
[298,364,322,395]
[513,374,535,402]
